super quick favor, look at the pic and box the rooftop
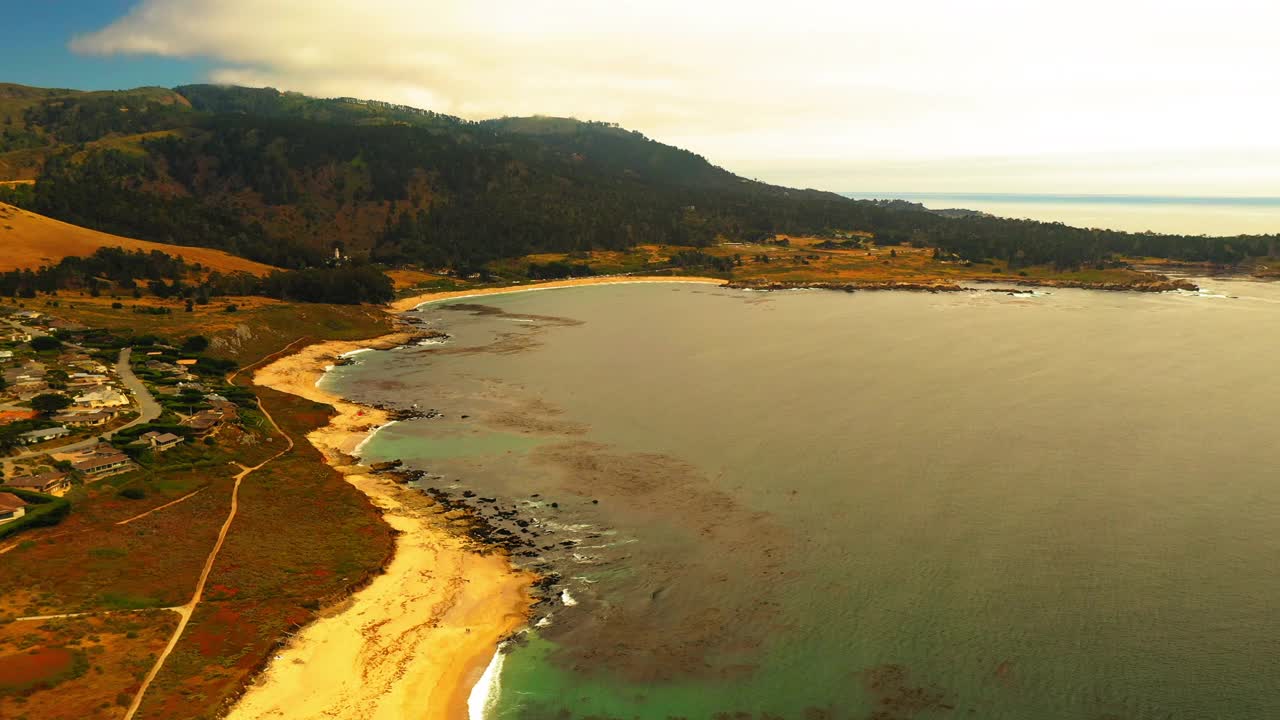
[0,492,29,513]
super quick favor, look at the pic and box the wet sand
[228,336,534,720]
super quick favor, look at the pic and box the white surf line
[352,420,398,459]
[467,645,507,720]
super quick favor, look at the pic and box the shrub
[31,393,72,414]
[30,335,62,352]
[181,335,210,353]
[0,488,71,541]
[118,487,146,500]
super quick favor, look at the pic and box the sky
[6,1,1280,196]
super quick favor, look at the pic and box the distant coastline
[844,191,1280,206]
[842,192,1280,236]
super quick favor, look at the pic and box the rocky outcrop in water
[727,275,1199,294]
[1001,276,1199,292]
[725,279,965,293]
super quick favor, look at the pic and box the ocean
[841,192,1280,236]
[327,280,1280,720]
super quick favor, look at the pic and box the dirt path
[115,488,206,526]
[12,607,179,622]
[122,391,294,720]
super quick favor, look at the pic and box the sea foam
[467,645,506,720]
[352,420,397,459]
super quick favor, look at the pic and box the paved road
[3,347,162,470]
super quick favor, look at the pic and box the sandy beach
[229,336,534,720]
[390,274,726,312]
[230,278,724,720]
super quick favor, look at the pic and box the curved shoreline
[228,336,535,720]
[390,275,727,312]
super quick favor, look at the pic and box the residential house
[17,426,70,445]
[4,361,46,385]
[208,399,239,417]
[6,472,71,497]
[145,360,182,374]
[182,409,225,435]
[73,453,133,477]
[140,431,183,452]
[73,387,130,409]
[0,492,28,525]
[0,350,13,361]
[53,410,117,428]
[12,311,42,322]
[68,374,109,388]
[10,381,49,400]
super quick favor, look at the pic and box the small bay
[328,281,1280,720]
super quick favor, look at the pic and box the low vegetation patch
[0,646,88,695]
[0,488,70,542]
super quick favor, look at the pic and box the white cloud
[72,0,1280,194]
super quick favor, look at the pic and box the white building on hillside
[74,387,130,409]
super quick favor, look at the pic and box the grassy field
[475,236,1172,290]
[0,203,273,275]
[0,349,394,719]
[386,268,466,293]
[21,293,396,364]
[0,612,178,720]
[134,384,394,720]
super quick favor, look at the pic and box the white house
[0,492,28,525]
[140,431,184,451]
[74,387,130,409]
[18,426,71,445]
[7,472,71,497]
[73,453,133,476]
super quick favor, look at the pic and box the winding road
[3,347,162,471]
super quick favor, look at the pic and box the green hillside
[0,82,1275,274]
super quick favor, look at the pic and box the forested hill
[0,82,1276,272]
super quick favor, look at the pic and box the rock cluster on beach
[362,432,576,616]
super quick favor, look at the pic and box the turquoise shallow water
[328,280,1280,720]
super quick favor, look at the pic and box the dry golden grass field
[0,202,274,276]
